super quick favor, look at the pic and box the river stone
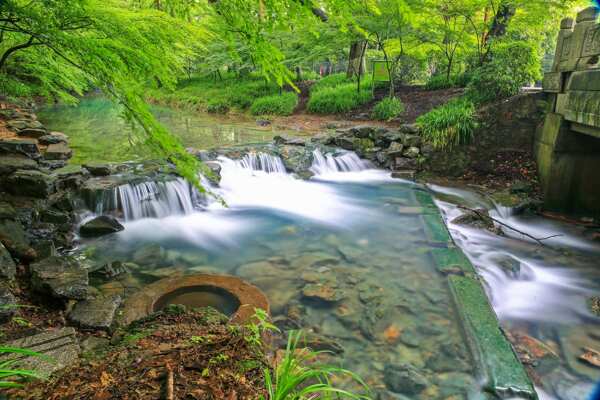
[5,169,56,198]
[0,283,17,321]
[30,256,89,300]
[274,135,306,146]
[83,162,113,176]
[383,363,429,395]
[302,283,344,303]
[0,219,35,261]
[38,132,68,145]
[6,119,44,131]
[1,327,80,377]
[402,134,422,147]
[18,127,47,138]
[386,142,405,158]
[400,124,420,134]
[44,142,72,160]
[80,216,124,237]
[68,294,122,330]
[0,242,16,280]
[0,154,38,175]
[393,157,417,170]
[403,146,420,159]
[0,138,40,158]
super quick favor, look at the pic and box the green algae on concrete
[430,247,476,276]
[449,275,537,399]
[421,213,452,244]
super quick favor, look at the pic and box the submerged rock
[80,216,124,237]
[301,283,344,303]
[68,294,122,330]
[383,363,429,395]
[30,256,89,300]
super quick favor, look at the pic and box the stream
[38,98,600,400]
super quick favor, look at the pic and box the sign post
[371,60,391,96]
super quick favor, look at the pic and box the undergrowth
[307,73,373,114]
[417,97,477,149]
[250,92,298,116]
[372,97,404,121]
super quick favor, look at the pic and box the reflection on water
[431,184,600,400]
[37,96,299,164]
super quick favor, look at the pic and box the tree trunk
[347,40,367,79]
[489,4,515,39]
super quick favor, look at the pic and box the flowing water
[39,99,600,399]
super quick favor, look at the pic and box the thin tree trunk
[0,36,37,70]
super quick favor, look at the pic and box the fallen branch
[165,362,174,400]
[457,206,563,246]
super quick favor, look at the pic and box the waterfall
[236,152,287,173]
[310,149,371,175]
[90,178,202,221]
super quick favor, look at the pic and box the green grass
[372,97,405,121]
[0,346,48,388]
[417,97,477,149]
[250,92,299,116]
[262,331,370,400]
[148,73,281,113]
[307,83,372,114]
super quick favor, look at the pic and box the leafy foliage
[465,41,541,104]
[417,97,477,149]
[262,331,370,400]
[0,347,48,388]
[372,97,405,121]
[250,92,299,116]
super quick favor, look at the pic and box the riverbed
[39,98,600,400]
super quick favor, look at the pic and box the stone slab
[448,275,536,399]
[1,327,80,377]
[542,72,563,93]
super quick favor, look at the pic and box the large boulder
[30,256,89,300]
[79,216,124,237]
[0,242,16,280]
[68,294,122,330]
[0,219,36,261]
[4,169,56,198]
[0,154,38,175]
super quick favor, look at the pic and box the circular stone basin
[153,285,241,317]
[120,274,270,325]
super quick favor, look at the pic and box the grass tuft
[417,97,477,149]
[250,92,298,116]
[372,97,405,121]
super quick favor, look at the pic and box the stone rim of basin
[119,273,270,326]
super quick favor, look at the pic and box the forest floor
[8,308,271,400]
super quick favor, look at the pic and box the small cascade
[236,152,287,173]
[310,149,371,175]
[90,178,202,221]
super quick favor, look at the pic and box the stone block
[68,295,122,330]
[4,169,56,198]
[0,138,40,159]
[44,142,72,160]
[30,256,89,300]
[448,275,536,399]
[1,327,80,377]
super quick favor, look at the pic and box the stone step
[1,327,80,377]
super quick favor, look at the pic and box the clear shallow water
[431,185,600,400]
[40,99,600,399]
[37,96,302,164]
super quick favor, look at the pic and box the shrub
[417,97,477,149]
[205,98,229,114]
[250,92,298,116]
[372,97,405,121]
[425,75,456,90]
[465,41,541,104]
[310,73,351,93]
[307,83,372,114]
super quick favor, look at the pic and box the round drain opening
[153,285,241,317]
